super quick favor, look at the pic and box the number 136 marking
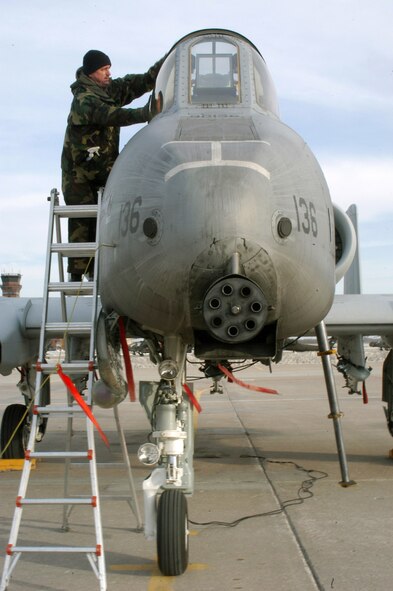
[293,195,318,237]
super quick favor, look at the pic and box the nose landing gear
[138,335,193,576]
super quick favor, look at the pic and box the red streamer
[182,383,202,413]
[118,316,136,402]
[362,382,368,404]
[56,364,109,448]
[217,363,279,395]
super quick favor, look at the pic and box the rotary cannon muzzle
[202,275,268,343]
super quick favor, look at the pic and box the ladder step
[51,243,97,257]
[26,451,93,460]
[16,497,97,506]
[38,362,96,374]
[48,282,94,295]
[54,204,98,218]
[34,405,85,415]
[9,545,99,554]
[45,322,92,335]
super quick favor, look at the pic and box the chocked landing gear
[138,335,193,576]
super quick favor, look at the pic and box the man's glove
[141,96,152,122]
[147,54,167,82]
[149,90,163,119]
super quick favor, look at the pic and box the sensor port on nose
[211,316,223,328]
[277,216,292,239]
[143,217,158,239]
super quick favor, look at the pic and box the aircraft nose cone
[203,275,268,343]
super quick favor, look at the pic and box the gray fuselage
[99,31,335,352]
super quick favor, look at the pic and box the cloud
[0,177,58,288]
[320,157,393,219]
[279,68,393,114]
[321,155,393,294]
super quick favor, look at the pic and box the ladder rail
[86,417,106,582]
[54,196,68,325]
[25,188,59,454]
[87,189,102,404]
[37,188,59,365]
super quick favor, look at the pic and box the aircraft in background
[0,29,393,576]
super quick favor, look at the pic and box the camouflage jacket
[61,61,163,189]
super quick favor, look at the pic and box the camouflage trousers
[62,178,100,276]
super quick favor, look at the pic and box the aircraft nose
[202,275,268,343]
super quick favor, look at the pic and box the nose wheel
[157,489,189,575]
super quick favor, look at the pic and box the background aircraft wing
[325,294,393,338]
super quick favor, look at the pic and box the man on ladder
[61,48,165,281]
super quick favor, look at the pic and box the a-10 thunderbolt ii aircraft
[1,29,393,576]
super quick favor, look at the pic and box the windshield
[190,39,240,104]
[154,50,176,113]
[252,48,279,115]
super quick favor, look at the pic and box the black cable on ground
[189,456,328,528]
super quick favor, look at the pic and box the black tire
[0,404,28,459]
[157,489,189,576]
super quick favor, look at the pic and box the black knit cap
[83,50,111,75]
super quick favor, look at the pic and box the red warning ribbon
[362,382,368,405]
[118,316,136,402]
[217,363,279,395]
[56,364,109,448]
[182,383,202,413]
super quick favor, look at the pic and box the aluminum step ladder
[1,188,108,590]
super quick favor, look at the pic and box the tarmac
[0,350,392,591]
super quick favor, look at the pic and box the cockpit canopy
[154,29,279,116]
[190,39,240,104]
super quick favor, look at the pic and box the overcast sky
[1,0,392,296]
